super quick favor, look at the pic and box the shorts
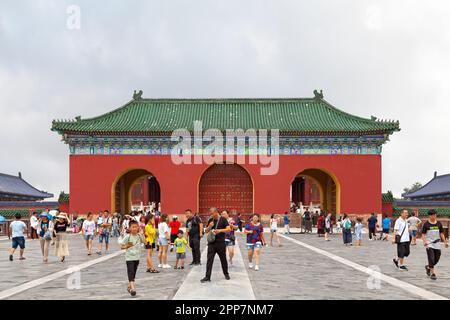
[325,228,331,233]
[158,237,169,246]
[84,234,94,241]
[410,230,418,237]
[12,236,25,249]
[382,229,389,234]
[225,240,235,247]
[355,232,362,241]
[170,234,178,244]
[176,252,186,259]
[270,228,277,233]
[145,243,156,250]
[99,232,110,244]
[397,242,411,259]
[246,242,263,250]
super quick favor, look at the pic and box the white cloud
[0,0,449,201]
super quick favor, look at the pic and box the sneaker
[163,264,171,269]
[248,263,254,269]
[399,265,408,271]
[157,264,162,268]
[9,255,13,261]
[255,265,260,271]
[393,259,399,268]
[430,273,437,280]
[200,277,211,283]
[96,251,102,255]
[425,266,431,277]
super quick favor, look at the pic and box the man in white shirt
[30,212,39,239]
[9,213,27,261]
[407,212,422,245]
[392,209,411,271]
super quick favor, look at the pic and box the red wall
[69,154,382,216]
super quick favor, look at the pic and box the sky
[0,0,449,200]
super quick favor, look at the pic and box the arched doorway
[290,169,340,215]
[112,169,160,214]
[198,163,253,220]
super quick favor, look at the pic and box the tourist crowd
[7,206,448,296]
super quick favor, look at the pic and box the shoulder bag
[207,219,220,244]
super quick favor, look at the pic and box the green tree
[403,182,423,195]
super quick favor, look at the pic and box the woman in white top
[81,212,96,255]
[157,214,171,269]
[37,213,54,263]
[269,214,282,247]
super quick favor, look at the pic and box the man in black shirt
[422,209,448,280]
[185,209,203,266]
[201,207,231,283]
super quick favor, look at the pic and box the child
[173,230,190,269]
[118,220,144,296]
[355,217,363,246]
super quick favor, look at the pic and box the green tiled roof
[58,192,69,203]
[0,209,30,219]
[393,207,450,217]
[51,94,400,135]
[382,191,394,203]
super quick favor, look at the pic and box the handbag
[207,219,220,244]
[44,230,52,241]
[395,221,408,244]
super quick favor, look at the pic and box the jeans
[343,229,352,244]
[189,236,201,264]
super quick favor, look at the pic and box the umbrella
[0,215,5,224]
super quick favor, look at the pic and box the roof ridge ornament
[133,90,143,101]
[313,89,324,100]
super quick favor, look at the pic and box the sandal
[150,269,160,273]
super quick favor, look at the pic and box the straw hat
[56,212,68,220]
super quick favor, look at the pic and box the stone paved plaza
[1,231,449,300]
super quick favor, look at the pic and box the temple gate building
[51,90,400,220]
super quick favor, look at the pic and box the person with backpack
[342,214,352,246]
[392,209,411,271]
